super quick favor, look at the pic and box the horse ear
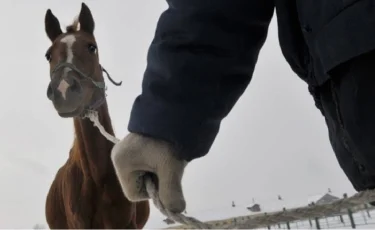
[45,9,63,42]
[78,2,95,34]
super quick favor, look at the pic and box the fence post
[264,213,271,229]
[344,193,356,229]
[347,208,356,229]
[310,202,320,229]
[283,208,290,229]
[340,215,344,223]
[365,203,371,218]
[315,217,321,229]
[361,209,368,224]
[325,217,330,228]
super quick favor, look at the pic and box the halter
[50,62,122,116]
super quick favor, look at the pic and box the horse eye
[45,53,52,62]
[88,44,97,54]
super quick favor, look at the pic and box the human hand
[111,133,187,213]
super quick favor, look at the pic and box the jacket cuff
[127,95,220,162]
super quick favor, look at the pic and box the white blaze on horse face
[57,80,70,100]
[60,34,76,63]
[58,34,76,100]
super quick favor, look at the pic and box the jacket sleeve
[128,0,275,161]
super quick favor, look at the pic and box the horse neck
[72,101,116,181]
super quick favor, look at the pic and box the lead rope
[84,110,211,229]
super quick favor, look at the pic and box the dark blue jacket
[128,0,375,161]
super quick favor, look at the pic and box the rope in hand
[85,110,375,229]
[85,111,211,229]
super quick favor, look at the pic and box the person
[111,0,375,213]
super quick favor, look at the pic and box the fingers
[157,162,186,213]
[122,171,150,201]
[111,140,150,201]
[112,159,150,201]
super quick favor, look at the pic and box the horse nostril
[70,78,81,93]
[47,83,54,100]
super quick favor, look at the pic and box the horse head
[44,2,120,118]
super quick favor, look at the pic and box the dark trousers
[314,50,375,192]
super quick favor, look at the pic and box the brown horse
[43,3,150,229]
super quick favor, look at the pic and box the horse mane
[66,16,80,33]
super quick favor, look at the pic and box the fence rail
[270,207,375,229]
[165,192,375,229]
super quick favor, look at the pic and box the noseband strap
[50,62,122,114]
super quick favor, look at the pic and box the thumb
[157,162,186,213]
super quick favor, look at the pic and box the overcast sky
[0,0,357,228]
